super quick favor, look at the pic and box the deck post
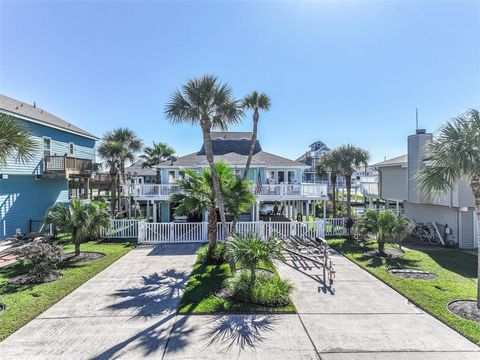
[323,200,327,219]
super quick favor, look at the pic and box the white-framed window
[43,137,51,158]
[168,170,176,183]
[266,170,275,184]
[69,142,74,156]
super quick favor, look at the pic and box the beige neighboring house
[374,129,478,250]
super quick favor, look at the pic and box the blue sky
[1,1,479,164]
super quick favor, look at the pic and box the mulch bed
[448,300,480,323]
[8,272,62,285]
[63,252,105,263]
[364,249,404,258]
[388,268,437,280]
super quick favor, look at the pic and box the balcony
[44,156,93,178]
[359,181,379,197]
[126,183,328,200]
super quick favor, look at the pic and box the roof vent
[33,101,36,108]
[416,129,426,134]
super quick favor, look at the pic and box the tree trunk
[250,266,256,285]
[207,207,217,257]
[243,110,259,179]
[73,229,80,256]
[110,172,117,216]
[470,175,480,308]
[345,174,352,218]
[331,175,337,218]
[201,123,229,241]
[378,238,385,254]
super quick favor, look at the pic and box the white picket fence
[102,218,347,243]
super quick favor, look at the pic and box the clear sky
[1,1,479,164]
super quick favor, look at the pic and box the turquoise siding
[0,175,68,239]
[161,201,170,222]
[0,117,96,175]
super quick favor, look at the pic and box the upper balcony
[44,155,93,178]
[125,183,328,201]
[359,181,379,197]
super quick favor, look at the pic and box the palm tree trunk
[110,172,117,216]
[243,111,259,179]
[346,174,352,218]
[73,229,80,256]
[331,175,337,218]
[378,238,385,254]
[200,124,229,241]
[208,207,217,256]
[471,176,480,308]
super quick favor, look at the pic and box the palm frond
[0,114,36,166]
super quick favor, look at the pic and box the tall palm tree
[317,151,342,218]
[103,128,143,184]
[139,141,175,168]
[336,144,370,218]
[45,199,111,256]
[165,75,244,239]
[171,163,254,259]
[97,140,123,215]
[418,108,480,307]
[0,113,35,166]
[242,91,271,179]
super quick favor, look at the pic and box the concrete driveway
[0,244,479,359]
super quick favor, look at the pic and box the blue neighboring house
[0,94,98,240]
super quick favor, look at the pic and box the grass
[178,262,296,314]
[0,238,134,341]
[328,238,480,345]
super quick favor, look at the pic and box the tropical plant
[0,113,35,166]
[44,199,111,256]
[335,145,370,218]
[165,75,244,239]
[15,240,63,283]
[242,91,271,179]
[139,141,175,168]
[97,140,123,215]
[417,108,480,307]
[356,209,412,254]
[317,151,342,218]
[226,233,284,284]
[171,163,254,260]
[196,242,227,265]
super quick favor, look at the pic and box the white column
[323,200,327,219]
[146,201,150,220]
[306,200,310,219]
[396,201,400,215]
[153,202,157,222]
[256,201,260,222]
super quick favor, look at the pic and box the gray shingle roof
[198,139,262,156]
[373,154,408,167]
[0,94,98,139]
[125,160,157,176]
[210,132,252,140]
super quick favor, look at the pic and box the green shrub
[225,270,293,307]
[196,243,227,265]
[16,240,63,282]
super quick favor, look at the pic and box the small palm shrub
[196,243,227,265]
[16,240,63,283]
[226,233,284,283]
[225,271,293,307]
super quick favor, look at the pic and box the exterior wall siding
[379,166,407,201]
[460,209,475,249]
[0,175,68,239]
[0,116,96,176]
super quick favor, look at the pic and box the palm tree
[45,199,111,256]
[103,128,143,184]
[418,108,480,307]
[139,141,175,168]
[317,152,342,218]
[171,163,253,259]
[97,140,123,215]
[227,233,284,284]
[0,113,35,166]
[165,75,244,239]
[336,145,370,218]
[242,91,271,179]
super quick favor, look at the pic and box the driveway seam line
[296,313,324,360]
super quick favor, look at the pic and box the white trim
[0,109,99,140]
[43,136,51,157]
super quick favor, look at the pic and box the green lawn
[329,238,480,345]
[0,239,133,341]
[178,263,296,314]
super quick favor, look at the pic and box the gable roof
[198,139,262,156]
[210,132,252,140]
[125,160,157,176]
[373,154,408,167]
[0,94,98,140]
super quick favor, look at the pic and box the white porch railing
[323,218,348,236]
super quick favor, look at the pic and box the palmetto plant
[226,233,284,284]
[139,141,175,168]
[418,108,480,307]
[242,91,271,179]
[45,199,111,256]
[335,145,370,218]
[165,75,244,240]
[0,113,35,166]
[171,163,254,259]
[317,151,342,218]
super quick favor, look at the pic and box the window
[43,138,51,157]
[288,171,295,183]
[69,143,74,156]
[266,170,275,184]
[168,171,176,183]
[278,171,285,183]
[234,169,241,178]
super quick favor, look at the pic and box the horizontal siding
[380,166,407,201]
[0,175,68,239]
[0,116,96,175]
[460,210,476,249]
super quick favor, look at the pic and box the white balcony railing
[359,181,379,197]
[127,183,328,199]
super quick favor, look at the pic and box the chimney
[407,129,432,203]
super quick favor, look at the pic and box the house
[296,140,331,183]
[127,132,328,222]
[125,160,158,184]
[0,94,98,239]
[374,129,478,249]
